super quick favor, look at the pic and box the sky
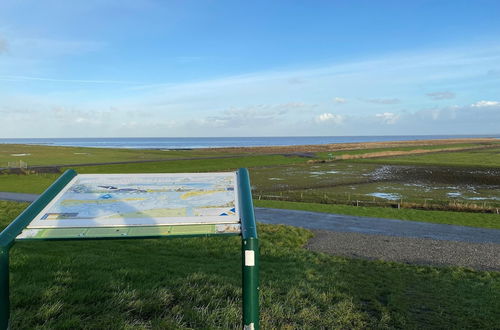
[0,0,499,138]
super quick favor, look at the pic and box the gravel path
[307,230,500,271]
[255,208,500,244]
[254,208,500,270]
[0,192,39,202]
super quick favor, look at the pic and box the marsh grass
[356,147,500,168]
[314,142,499,159]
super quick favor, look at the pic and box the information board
[0,169,259,330]
[27,173,239,228]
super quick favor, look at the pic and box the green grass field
[69,154,306,174]
[1,149,499,229]
[0,144,246,167]
[255,200,500,229]
[0,154,306,194]
[1,201,499,329]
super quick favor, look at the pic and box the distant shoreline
[0,135,498,150]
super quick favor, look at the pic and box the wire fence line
[253,190,500,214]
[7,160,27,169]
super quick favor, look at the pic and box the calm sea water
[0,135,498,149]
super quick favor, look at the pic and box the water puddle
[466,196,500,201]
[367,192,401,200]
[310,170,340,175]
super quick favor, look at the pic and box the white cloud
[471,100,500,107]
[10,37,104,57]
[184,103,317,130]
[0,37,8,54]
[288,77,305,84]
[316,113,344,124]
[365,98,400,105]
[375,112,400,124]
[426,91,455,100]
[0,75,139,85]
[2,43,500,137]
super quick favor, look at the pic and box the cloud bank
[1,44,500,137]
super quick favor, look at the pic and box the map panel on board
[26,173,239,229]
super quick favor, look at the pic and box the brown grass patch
[207,138,499,154]
[336,147,475,160]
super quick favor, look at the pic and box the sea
[0,135,498,149]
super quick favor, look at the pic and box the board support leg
[242,237,259,330]
[0,247,10,330]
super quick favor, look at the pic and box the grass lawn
[0,173,60,194]
[69,154,306,174]
[355,147,500,168]
[255,200,500,229]
[1,201,499,329]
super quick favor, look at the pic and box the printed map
[27,173,239,228]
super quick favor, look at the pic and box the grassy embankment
[1,201,499,329]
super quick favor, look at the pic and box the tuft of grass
[1,201,499,329]
[254,200,500,229]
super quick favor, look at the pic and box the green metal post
[242,237,259,330]
[0,169,77,330]
[0,247,9,330]
[0,169,77,249]
[238,168,260,330]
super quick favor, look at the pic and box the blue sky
[1,0,499,137]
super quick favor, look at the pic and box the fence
[7,160,28,169]
[253,190,500,214]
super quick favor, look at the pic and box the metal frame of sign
[0,168,260,330]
